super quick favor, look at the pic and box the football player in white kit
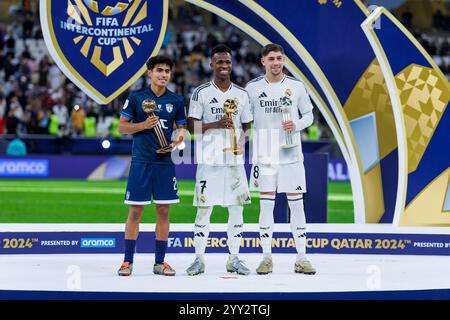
[246,43,316,275]
[186,44,253,275]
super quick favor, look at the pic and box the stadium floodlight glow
[101,140,111,149]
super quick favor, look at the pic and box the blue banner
[329,159,350,182]
[2,231,449,255]
[0,159,49,177]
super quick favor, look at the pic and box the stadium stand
[0,0,448,142]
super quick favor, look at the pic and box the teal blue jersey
[120,87,187,164]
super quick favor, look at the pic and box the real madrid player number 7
[186,44,253,276]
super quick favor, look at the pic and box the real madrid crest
[280,88,293,107]
[285,88,292,97]
[40,0,169,104]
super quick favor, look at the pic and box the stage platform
[1,253,450,299]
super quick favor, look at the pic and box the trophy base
[280,144,297,149]
[156,145,173,155]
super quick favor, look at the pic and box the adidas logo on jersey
[296,186,302,191]
[258,92,268,98]
[209,97,218,104]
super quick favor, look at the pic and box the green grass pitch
[0,179,354,223]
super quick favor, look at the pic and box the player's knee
[128,206,144,222]
[194,214,206,224]
[196,206,212,222]
[156,205,170,219]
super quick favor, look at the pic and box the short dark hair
[211,44,232,58]
[146,56,174,70]
[261,43,284,57]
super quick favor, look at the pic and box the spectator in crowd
[0,95,5,134]
[36,107,50,134]
[5,31,16,57]
[38,55,50,87]
[401,9,413,29]
[70,104,85,136]
[83,107,97,137]
[22,13,34,39]
[51,95,69,135]
[6,96,24,134]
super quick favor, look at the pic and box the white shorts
[193,165,251,207]
[249,161,307,193]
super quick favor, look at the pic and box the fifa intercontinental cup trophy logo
[222,98,240,153]
[65,0,153,77]
[42,0,166,104]
[280,89,295,149]
[142,99,173,154]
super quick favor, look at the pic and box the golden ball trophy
[141,99,173,154]
[222,98,241,153]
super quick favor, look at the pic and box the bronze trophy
[222,98,240,153]
[280,89,296,149]
[141,99,173,154]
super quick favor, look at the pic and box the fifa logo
[41,0,168,104]
[65,0,152,76]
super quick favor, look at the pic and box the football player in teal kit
[117,56,186,276]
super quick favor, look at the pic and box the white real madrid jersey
[189,81,253,166]
[246,75,314,165]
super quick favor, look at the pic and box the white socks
[226,205,244,255]
[259,194,276,255]
[193,206,213,259]
[288,194,307,256]
[194,206,245,258]
[194,194,307,261]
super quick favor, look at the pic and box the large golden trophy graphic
[222,98,240,153]
[141,99,173,154]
